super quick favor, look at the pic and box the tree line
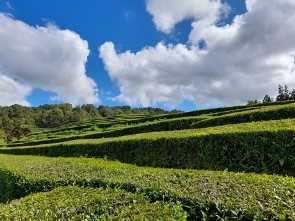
[247,85,295,105]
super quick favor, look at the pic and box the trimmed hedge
[0,155,294,220]
[0,187,187,220]
[8,116,206,147]
[9,102,295,148]
[2,119,295,175]
[154,100,295,120]
[4,102,257,146]
[193,103,295,129]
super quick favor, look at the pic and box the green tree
[276,84,290,101]
[81,104,100,117]
[263,95,272,103]
[98,106,115,117]
[290,89,295,100]
[247,100,259,106]
[43,108,65,128]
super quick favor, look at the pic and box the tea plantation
[1,102,295,220]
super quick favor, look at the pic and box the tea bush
[0,186,187,220]
[0,155,294,220]
[3,119,295,175]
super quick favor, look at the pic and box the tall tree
[290,89,295,100]
[263,95,272,103]
[284,85,290,100]
[276,84,289,101]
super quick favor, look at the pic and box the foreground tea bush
[0,155,294,220]
[0,186,186,221]
[3,119,295,175]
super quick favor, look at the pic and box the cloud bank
[0,73,31,106]
[100,0,295,107]
[0,13,98,106]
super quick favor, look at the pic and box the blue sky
[1,0,293,111]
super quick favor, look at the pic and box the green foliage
[0,155,294,220]
[192,103,295,129]
[290,89,295,100]
[5,126,31,142]
[276,85,290,101]
[0,186,187,220]
[263,94,272,103]
[3,119,295,175]
[0,104,170,131]
[0,130,5,145]
[2,101,295,219]
[10,102,295,147]
[247,100,260,106]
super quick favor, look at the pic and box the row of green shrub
[0,155,294,220]
[6,100,255,144]
[87,102,295,142]
[193,102,295,129]
[10,102,295,148]
[95,101,295,126]
[23,122,112,138]
[7,115,206,147]
[0,186,186,220]
[13,111,156,140]
[3,119,295,175]
[156,100,295,119]
[9,112,167,145]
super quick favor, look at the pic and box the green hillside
[0,130,5,145]
[1,101,295,220]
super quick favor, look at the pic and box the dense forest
[0,104,174,142]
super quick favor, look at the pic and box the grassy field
[1,101,295,220]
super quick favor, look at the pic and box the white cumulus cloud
[0,73,31,106]
[146,0,227,34]
[0,13,99,106]
[100,0,295,107]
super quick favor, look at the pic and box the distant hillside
[0,104,179,143]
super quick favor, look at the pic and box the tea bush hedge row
[2,102,259,147]
[3,119,295,175]
[155,100,295,119]
[8,102,257,146]
[0,186,187,221]
[7,116,206,147]
[193,103,295,129]
[85,103,295,141]
[0,155,294,220]
[9,102,295,148]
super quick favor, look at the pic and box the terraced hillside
[1,101,295,220]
